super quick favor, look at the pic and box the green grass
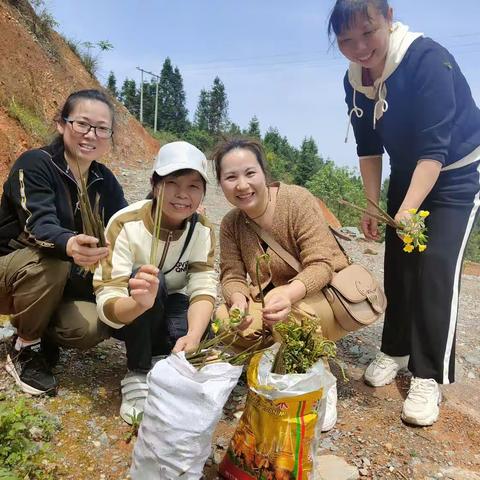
[7,99,51,143]
[0,397,60,479]
[79,51,99,77]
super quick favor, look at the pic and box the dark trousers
[112,273,188,373]
[382,171,480,384]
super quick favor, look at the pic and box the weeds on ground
[7,98,51,142]
[0,395,59,479]
[124,411,143,444]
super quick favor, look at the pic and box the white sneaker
[401,377,441,426]
[321,381,338,432]
[119,371,149,425]
[364,352,409,387]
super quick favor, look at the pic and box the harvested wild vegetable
[150,183,165,265]
[185,308,266,369]
[255,253,270,346]
[272,316,337,374]
[73,151,106,273]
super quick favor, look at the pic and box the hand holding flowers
[339,199,429,253]
[394,208,429,253]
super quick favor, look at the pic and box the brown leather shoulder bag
[247,221,387,332]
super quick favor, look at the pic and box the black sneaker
[41,336,60,368]
[5,339,58,396]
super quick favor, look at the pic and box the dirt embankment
[0,0,159,186]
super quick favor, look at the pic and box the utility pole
[136,67,144,124]
[136,67,161,131]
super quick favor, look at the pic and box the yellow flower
[403,244,414,253]
[419,210,430,218]
[211,319,221,334]
[407,208,418,214]
[418,244,427,252]
[402,235,413,244]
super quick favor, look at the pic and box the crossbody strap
[247,220,302,273]
[163,213,198,275]
[247,219,352,272]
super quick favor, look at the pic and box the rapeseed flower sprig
[339,198,429,253]
[399,208,429,253]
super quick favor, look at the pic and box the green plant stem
[255,253,270,346]
[150,183,164,265]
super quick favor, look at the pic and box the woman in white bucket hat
[93,141,217,424]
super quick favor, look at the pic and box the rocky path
[1,161,479,480]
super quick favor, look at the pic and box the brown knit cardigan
[220,182,349,304]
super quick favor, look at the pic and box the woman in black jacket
[0,89,127,395]
[329,0,480,426]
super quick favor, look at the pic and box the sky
[46,0,480,173]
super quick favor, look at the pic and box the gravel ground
[1,162,479,479]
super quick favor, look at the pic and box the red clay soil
[0,0,159,189]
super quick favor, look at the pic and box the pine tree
[171,66,189,133]
[226,121,242,136]
[142,79,157,127]
[119,79,139,118]
[264,127,299,175]
[246,115,261,138]
[106,71,118,98]
[194,89,210,131]
[294,137,323,186]
[208,76,229,134]
[155,59,189,133]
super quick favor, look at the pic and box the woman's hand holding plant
[129,264,160,309]
[262,287,292,325]
[173,333,202,353]
[361,209,380,241]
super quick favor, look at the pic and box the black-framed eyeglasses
[63,118,113,139]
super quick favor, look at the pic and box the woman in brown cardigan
[213,138,349,431]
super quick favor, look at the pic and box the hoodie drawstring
[345,89,364,143]
[345,82,390,143]
[373,81,389,130]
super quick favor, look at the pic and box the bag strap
[247,218,352,271]
[163,213,198,275]
[247,220,302,273]
[327,226,352,264]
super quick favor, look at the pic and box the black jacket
[0,144,127,259]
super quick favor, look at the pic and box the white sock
[15,337,41,351]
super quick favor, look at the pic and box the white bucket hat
[152,141,209,183]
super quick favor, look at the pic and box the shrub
[148,129,179,145]
[0,397,59,479]
[63,36,81,57]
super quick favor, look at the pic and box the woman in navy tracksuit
[329,0,480,426]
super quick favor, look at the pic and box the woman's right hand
[128,265,160,310]
[361,212,380,241]
[229,293,253,331]
[66,234,109,267]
